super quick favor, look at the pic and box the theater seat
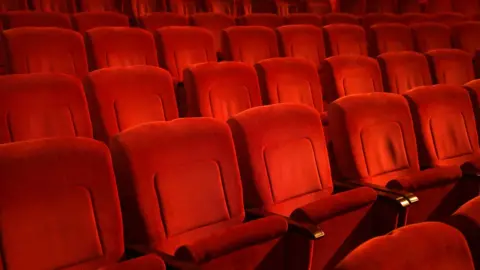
[366,0,396,13]
[276,25,325,68]
[362,13,401,29]
[237,13,285,28]
[2,11,72,29]
[432,12,469,26]
[426,49,474,85]
[336,0,366,15]
[2,27,89,78]
[286,13,323,27]
[122,0,167,18]
[170,0,197,15]
[451,21,480,54]
[191,13,236,55]
[426,0,454,13]
[335,222,475,270]
[85,27,158,70]
[222,26,279,65]
[30,0,76,12]
[411,22,452,52]
[0,138,166,270]
[319,55,383,103]
[400,13,432,25]
[73,12,130,34]
[398,0,422,13]
[0,74,92,143]
[452,0,480,16]
[79,0,117,11]
[205,0,236,15]
[322,13,360,25]
[306,0,332,14]
[139,12,189,31]
[323,24,367,56]
[377,51,432,94]
[110,118,289,269]
[84,66,178,143]
[369,23,414,55]
[0,0,28,11]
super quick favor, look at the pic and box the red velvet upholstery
[191,13,235,53]
[404,85,479,168]
[73,12,129,34]
[305,0,332,14]
[426,0,454,13]
[122,0,167,18]
[236,13,285,29]
[369,23,414,56]
[222,26,279,65]
[426,49,474,85]
[286,13,323,27]
[451,22,480,54]
[84,66,178,143]
[31,0,76,12]
[228,104,379,269]
[322,13,360,25]
[377,51,432,94]
[0,0,27,11]
[319,55,383,103]
[110,118,288,269]
[169,0,198,15]
[335,222,475,270]
[398,1,422,13]
[400,13,432,24]
[204,0,236,15]
[365,0,396,13]
[156,26,216,82]
[335,0,365,15]
[255,58,325,115]
[452,0,480,16]
[323,24,367,56]
[183,61,262,120]
[432,12,469,26]
[0,138,166,270]
[276,25,325,68]
[2,11,72,29]
[0,74,92,143]
[362,13,401,29]
[79,0,117,11]
[411,22,452,52]
[86,27,158,70]
[139,12,188,31]
[2,27,88,78]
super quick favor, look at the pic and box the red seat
[0,74,92,143]
[335,0,366,15]
[169,0,198,15]
[3,27,88,78]
[0,0,28,11]
[426,0,453,13]
[323,24,367,56]
[377,51,432,94]
[228,104,382,269]
[222,26,279,65]
[122,0,167,18]
[366,0,396,13]
[452,0,479,16]
[276,25,325,68]
[184,62,262,120]
[110,118,289,269]
[362,13,401,29]
[79,0,118,11]
[426,49,474,85]
[139,12,188,31]
[432,12,469,26]
[319,55,383,103]
[335,222,475,270]
[398,0,422,13]
[330,92,467,224]
[30,0,76,12]
[322,13,360,25]
[0,138,167,270]
[84,66,178,143]
[411,22,452,52]
[286,13,323,27]
[85,27,158,70]
[72,12,129,34]
[205,0,237,15]
[400,12,432,24]
[190,13,235,54]
[2,11,72,29]
[451,22,480,54]
[305,0,332,14]
[369,23,414,55]
[236,13,285,29]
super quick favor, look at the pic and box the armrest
[461,161,480,177]
[174,215,288,263]
[99,255,166,270]
[387,166,462,192]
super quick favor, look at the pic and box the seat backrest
[451,22,480,55]
[156,26,217,82]
[169,0,198,15]
[123,0,167,17]
[362,13,401,29]
[426,49,474,85]
[306,0,332,14]
[85,27,158,70]
[72,12,130,34]
[452,0,479,16]
[0,138,125,269]
[2,11,72,29]
[432,12,468,26]
[366,0,397,13]
[404,85,479,167]
[411,22,452,52]
[0,0,28,11]
[378,51,432,94]
[335,222,475,270]
[184,62,262,120]
[256,57,324,113]
[398,0,422,13]
[0,74,92,143]
[400,12,432,24]
[139,12,188,31]
[31,0,76,12]
[426,0,454,13]
[3,27,88,78]
[84,66,178,143]
[276,25,325,68]
[335,0,366,15]
[222,26,279,65]
[205,0,236,15]
[322,13,360,25]
[79,0,117,11]
[236,13,285,29]
[110,118,245,254]
[191,13,235,53]
[319,55,383,103]
[369,23,414,55]
[323,24,368,56]
[329,93,420,185]
[286,13,323,27]
[228,104,334,212]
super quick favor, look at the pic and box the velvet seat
[73,12,130,34]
